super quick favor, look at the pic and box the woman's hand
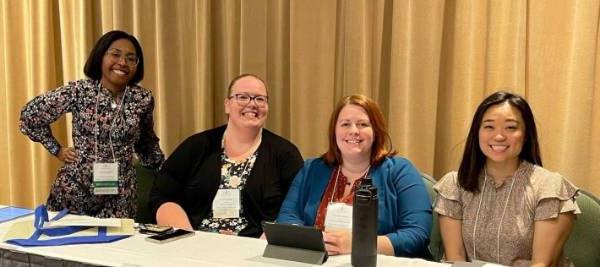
[57,147,78,163]
[323,230,352,255]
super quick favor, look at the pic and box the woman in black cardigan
[150,74,303,237]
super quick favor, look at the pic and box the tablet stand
[263,244,328,265]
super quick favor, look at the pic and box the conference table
[0,206,450,267]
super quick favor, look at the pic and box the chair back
[421,173,444,262]
[564,190,600,267]
[135,163,157,224]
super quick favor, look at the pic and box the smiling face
[224,76,269,129]
[335,104,374,162]
[101,38,137,91]
[478,102,525,167]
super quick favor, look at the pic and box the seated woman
[149,74,304,237]
[277,94,432,257]
[434,91,579,266]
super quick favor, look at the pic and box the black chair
[135,163,157,224]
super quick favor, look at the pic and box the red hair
[322,94,396,166]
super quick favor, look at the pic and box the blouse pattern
[433,161,580,267]
[314,166,365,230]
[19,79,164,218]
[199,151,257,234]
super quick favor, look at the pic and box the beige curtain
[1,0,599,208]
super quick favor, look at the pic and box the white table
[0,207,449,267]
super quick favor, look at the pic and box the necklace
[340,165,370,184]
[330,165,371,203]
[93,82,128,161]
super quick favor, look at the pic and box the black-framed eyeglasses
[105,48,139,67]
[228,93,269,107]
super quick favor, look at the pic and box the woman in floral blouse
[19,30,164,218]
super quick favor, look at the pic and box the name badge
[93,162,119,195]
[324,202,353,230]
[212,189,241,218]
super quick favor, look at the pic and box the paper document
[0,206,34,223]
[43,215,122,228]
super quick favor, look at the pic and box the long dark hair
[83,30,144,85]
[457,91,542,192]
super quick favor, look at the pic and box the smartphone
[138,223,173,235]
[145,229,195,244]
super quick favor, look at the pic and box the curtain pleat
[2,0,600,208]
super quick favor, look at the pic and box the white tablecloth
[0,207,449,267]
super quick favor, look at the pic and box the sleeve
[19,83,78,156]
[534,174,581,221]
[149,135,202,216]
[385,158,433,257]
[276,160,311,225]
[134,93,165,169]
[433,172,463,219]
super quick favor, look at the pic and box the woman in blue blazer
[277,94,432,258]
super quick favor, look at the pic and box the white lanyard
[472,168,516,263]
[93,82,129,162]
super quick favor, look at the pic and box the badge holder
[261,221,328,265]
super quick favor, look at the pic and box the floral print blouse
[19,79,164,218]
[199,151,257,234]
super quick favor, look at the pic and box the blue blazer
[277,156,432,258]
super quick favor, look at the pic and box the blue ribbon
[5,205,130,247]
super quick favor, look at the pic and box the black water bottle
[351,176,378,267]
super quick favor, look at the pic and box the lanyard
[93,81,129,162]
[221,127,263,162]
[472,168,516,262]
[330,165,370,204]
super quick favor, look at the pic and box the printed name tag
[93,162,119,195]
[324,202,353,230]
[212,189,240,218]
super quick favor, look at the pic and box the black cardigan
[149,125,304,237]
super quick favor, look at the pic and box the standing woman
[434,91,579,266]
[19,30,165,218]
[277,94,432,258]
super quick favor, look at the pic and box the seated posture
[150,74,304,237]
[277,94,432,257]
[434,91,579,266]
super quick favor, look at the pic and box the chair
[564,189,600,267]
[135,163,157,224]
[421,173,444,262]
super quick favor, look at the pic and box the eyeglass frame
[228,93,269,107]
[105,48,140,67]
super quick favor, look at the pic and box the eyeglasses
[228,93,269,107]
[105,48,139,67]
